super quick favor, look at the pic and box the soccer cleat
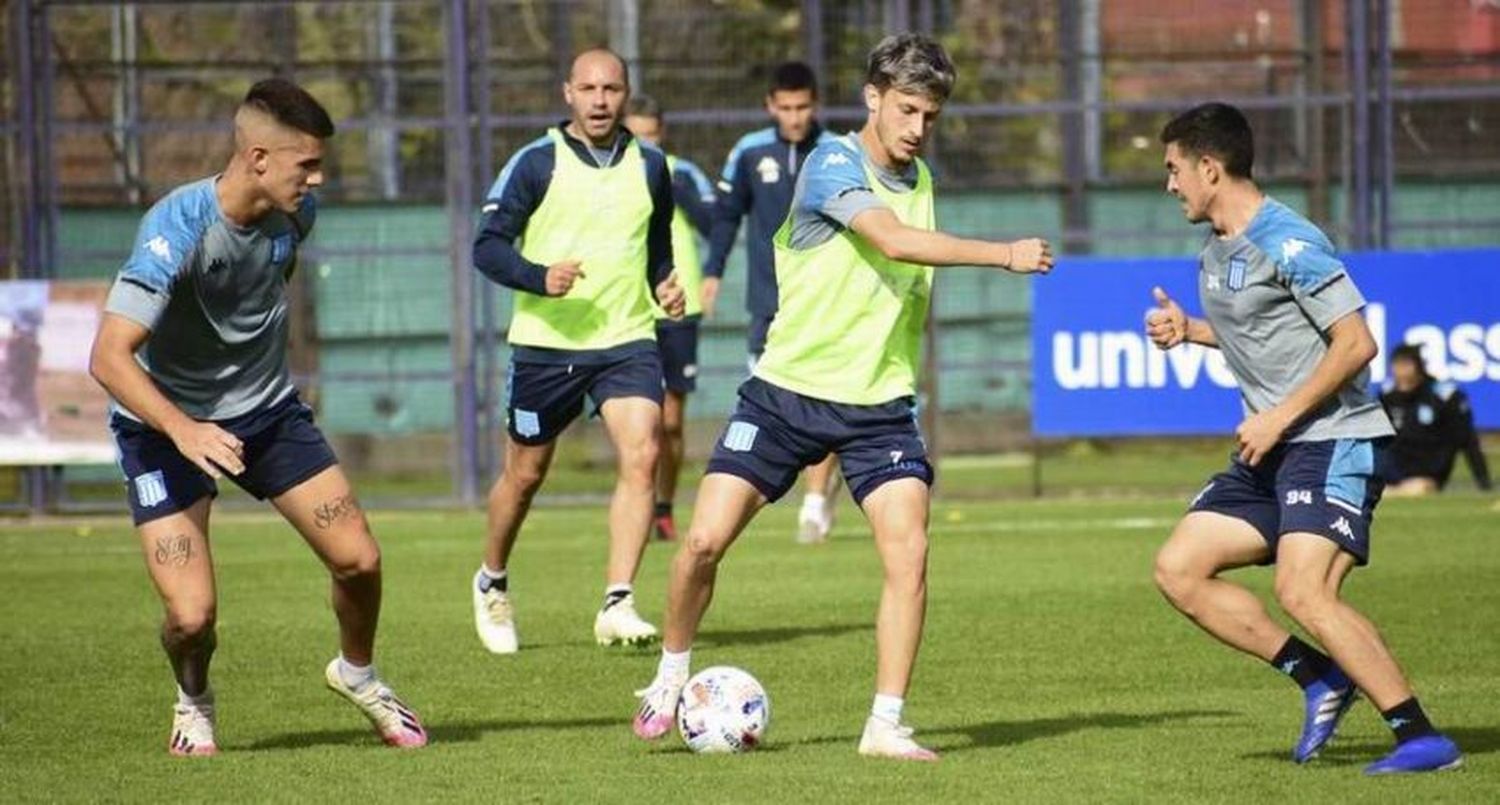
[858,716,939,762]
[632,678,685,740]
[1293,667,1358,763]
[323,659,428,748]
[473,578,519,654]
[168,702,218,757]
[796,501,832,545]
[594,594,658,647]
[1364,734,1463,775]
[654,514,679,542]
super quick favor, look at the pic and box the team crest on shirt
[1417,404,1435,426]
[270,233,293,265]
[755,156,781,184]
[1226,256,1248,292]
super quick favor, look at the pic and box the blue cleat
[1364,734,1463,775]
[1293,667,1358,763]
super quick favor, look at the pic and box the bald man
[90,79,427,756]
[471,48,684,653]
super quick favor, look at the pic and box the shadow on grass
[245,716,620,751]
[1240,724,1500,766]
[697,622,872,649]
[792,709,1238,751]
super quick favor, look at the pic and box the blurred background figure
[1379,344,1492,496]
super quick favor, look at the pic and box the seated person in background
[1379,344,1491,496]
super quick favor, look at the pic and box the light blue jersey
[104,176,315,421]
[1198,197,1393,442]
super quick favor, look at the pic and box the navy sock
[654,501,672,519]
[1381,697,1438,744]
[1269,636,1334,689]
[476,568,508,594]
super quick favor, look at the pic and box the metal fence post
[1347,0,1372,250]
[1375,0,1394,249]
[444,0,480,505]
[1059,0,1092,254]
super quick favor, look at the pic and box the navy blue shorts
[705,377,933,506]
[505,350,664,445]
[747,312,774,359]
[111,393,338,526]
[1189,438,1388,565]
[656,320,700,395]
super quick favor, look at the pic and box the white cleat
[168,701,218,757]
[796,504,832,544]
[473,577,519,654]
[632,677,685,740]
[858,716,939,762]
[594,594,658,647]
[323,660,428,749]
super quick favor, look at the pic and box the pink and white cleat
[858,716,939,762]
[168,702,218,757]
[632,678,684,740]
[324,659,428,748]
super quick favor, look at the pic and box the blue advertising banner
[1032,248,1500,437]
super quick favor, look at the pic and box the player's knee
[621,436,660,476]
[684,528,728,567]
[882,532,929,584]
[164,604,217,642]
[500,463,547,497]
[1273,572,1331,623]
[1153,548,1197,605]
[329,544,382,581]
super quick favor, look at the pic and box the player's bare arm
[89,312,245,479]
[1235,311,1378,466]
[848,207,1053,273]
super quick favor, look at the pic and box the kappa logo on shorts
[683,364,698,379]
[514,409,541,438]
[134,470,169,508]
[1329,517,1354,539]
[723,421,759,452]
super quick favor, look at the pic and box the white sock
[478,564,506,581]
[476,565,507,593]
[872,693,904,725]
[658,648,691,684]
[338,655,377,691]
[801,493,826,516]
[177,686,214,709]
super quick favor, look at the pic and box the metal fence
[4,0,1499,507]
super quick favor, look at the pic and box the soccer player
[702,61,844,545]
[1378,343,1491,496]
[1147,103,1461,774]
[631,34,1053,760]
[470,49,686,653]
[88,79,426,756]
[622,94,718,543]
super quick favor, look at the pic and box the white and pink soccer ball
[676,666,770,754]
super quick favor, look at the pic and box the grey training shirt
[1198,197,1394,443]
[104,176,313,422]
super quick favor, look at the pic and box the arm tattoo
[153,534,193,566]
[312,494,361,530]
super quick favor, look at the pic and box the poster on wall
[0,281,115,464]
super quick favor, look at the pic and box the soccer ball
[676,666,770,753]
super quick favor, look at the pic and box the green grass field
[3,488,1499,802]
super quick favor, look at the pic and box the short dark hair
[865,33,956,102]
[1160,102,1253,179]
[243,78,334,139]
[1390,343,1428,376]
[769,61,817,96]
[625,94,662,121]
